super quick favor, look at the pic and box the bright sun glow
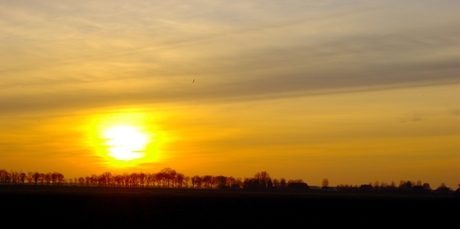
[103,125,148,161]
[84,110,169,169]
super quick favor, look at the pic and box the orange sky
[1,0,459,187]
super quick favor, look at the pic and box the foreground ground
[1,185,458,226]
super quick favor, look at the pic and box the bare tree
[146,173,155,187]
[129,173,139,187]
[183,176,190,188]
[78,177,85,186]
[0,170,8,184]
[100,172,112,186]
[55,173,64,185]
[254,171,272,189]
[191,175,202,188]
[38,173,45,185]
[19,172,26,184]
[176,173,184,188]
[202,175,213,189]
[33,172,40,185]
[155,173,165,187]
[159,168,177,188]
[51,172,58,184]
[215,176,227,189]
[26,172,34,184]
[138,173,146,187]
[225,176,233,187]
[10,171,18,184]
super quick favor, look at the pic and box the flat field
[1,185,457,226]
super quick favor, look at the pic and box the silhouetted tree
[232,178,243,189]
[144,173,153,187]
[288,179,304,184]
[19,172,26,184]
[51,173,57,184]
[183,176,190,188]
[130,173,139,187]
[389,181,396,190]
[175,173,185,188]
[266,178,273,190]
[100,172,112,186]
[77,177,84,186]
[242,178,251,190]
[160,168,177,188]
[225,176,235,187]
[10,171,19,184]
[38,173,45,185]
[215,176,227,189]
[322,178,329,188]
[202,175,213,188]
[122,173,130,187]
[56,173,64,185]
[33,172,39,185]
[138,173,146,187]
[253,171,273,190]
[150,173,158,187]
[155,173,164,187]
[373,181,380,190]
[399,180,414,191]
[0,170,8,184]
[273,179,280,189]
[26,172,34,184]
[191,175,202,188]
[280,178,287,189]
[435,183,451,193]
[44,173,52,185]
[422,183,431,191]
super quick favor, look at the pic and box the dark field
[1,185,458,227]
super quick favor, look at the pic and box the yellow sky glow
[0,0,459,187]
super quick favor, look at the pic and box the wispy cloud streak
[1,0,459,113]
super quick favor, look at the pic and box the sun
[103,125,149,161]
[83,110,169,169]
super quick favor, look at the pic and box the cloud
[399,113,424,123]
[1,0,459,114]
[451,109,460,116]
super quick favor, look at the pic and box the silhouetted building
[411,185,428,193]
[359,184,373,192]
[308,186,321,191]
[287,182,310,191]
[231,184,242,190]
[434,186,451,194]
[321,186,337,192]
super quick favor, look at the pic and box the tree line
[0,168,306,190]
[1,168,458,194]
[0,169,64,185]
[67,169,305,190]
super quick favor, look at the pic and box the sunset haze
[1,0,459,187]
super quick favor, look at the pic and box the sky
[1,0,459,187]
